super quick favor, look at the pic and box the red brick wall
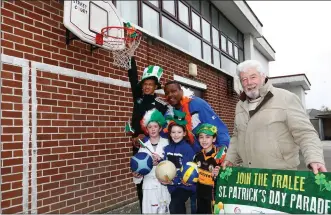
[1,0,238,214]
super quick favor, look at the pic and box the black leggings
[197,197,213,214]
[169,188,192,214]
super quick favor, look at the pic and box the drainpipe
[319,118,325,140]
[0,0,3,213]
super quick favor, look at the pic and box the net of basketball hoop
[95,22,142,70]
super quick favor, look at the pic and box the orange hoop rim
[100,26,142,42]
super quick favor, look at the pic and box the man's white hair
[236,60,265,77]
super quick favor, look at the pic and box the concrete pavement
[298,141,331,170]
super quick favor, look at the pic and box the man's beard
[245,89,260,100]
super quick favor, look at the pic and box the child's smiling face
[198,133,215,151]
[170,125,186,143]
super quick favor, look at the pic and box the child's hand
[181,180,192,186]
[132,172,143,178]
[159,179,173,185]
[152,153,161,166]
[212,166,221,178]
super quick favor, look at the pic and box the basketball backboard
[63,0,125,50]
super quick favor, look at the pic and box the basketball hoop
[95,24,142,70]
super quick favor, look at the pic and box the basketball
[181,162,199,184]
[155,160,177,183]
[130,152,153,175]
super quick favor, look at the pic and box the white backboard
[63,1,125,50]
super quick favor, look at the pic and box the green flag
[215,167,331,214]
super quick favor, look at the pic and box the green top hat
[142,108,166,128]
[166,109,187,126]
[138,65,163,89]
[195,123,218,136]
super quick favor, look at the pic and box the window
[211,6,218,27]
[187,0,200,12]
[212,27,219,48]
[148,0,159,8]
[221,54,237,75]
[239,49,244,62]
[201,0,210,21]
[116,1,138,25]
[228,40,233,56]
[178,1,189,25]
[122,0,244,67]
[203,42,211,63]
[163,0,175,16]
[219,13,237,43]
[238,32,244,49]
[213,49,220,68]
[189,34,202,59]
[192,12,201,33]
[162,16,202,59]
[181,83,203,98]
[142,3,160,36]
[202,19,211,42]
[234,46,239,60]
[221,35,227,51]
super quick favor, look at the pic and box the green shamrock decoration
[323,181,331,191]
[219,167,233,181]
[315,173,331,192]
[220,172,227,179]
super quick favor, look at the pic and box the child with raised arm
[132,109,171,214]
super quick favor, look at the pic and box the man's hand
[221,160,233,170]
[309,162,327,174]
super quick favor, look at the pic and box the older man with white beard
[222,60,327,174]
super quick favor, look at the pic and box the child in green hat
[193,123,226,214]
[132,108,171,214]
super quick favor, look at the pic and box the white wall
[277,85,307,110]
[253,46,269,76]
[243,34,270,77]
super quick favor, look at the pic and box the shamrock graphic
[315,173,327,191]
[314,173,331,192]
[219,167,233,181]
[323,181,331,191]
[220,171,227,180]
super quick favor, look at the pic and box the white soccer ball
[155,160,177,183]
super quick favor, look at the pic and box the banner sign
[214,167,331,214]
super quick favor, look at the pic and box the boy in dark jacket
[128,57,168,212]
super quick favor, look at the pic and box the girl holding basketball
[161,110,196,214]
[132,109,171,214]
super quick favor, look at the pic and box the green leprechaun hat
[166,109,187,126]
[138,65,163,89]
[195,123,218,136]
[141,108,166,128]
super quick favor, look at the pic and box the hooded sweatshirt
[163,139,196,194]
